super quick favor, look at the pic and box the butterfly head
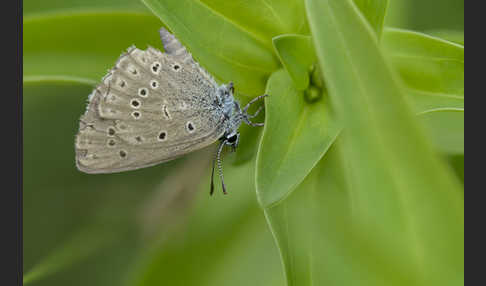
[212,84,267,195]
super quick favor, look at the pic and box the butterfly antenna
[217,140,228,195]
[210,155,216,196]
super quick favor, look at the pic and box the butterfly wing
[75,45,224,173]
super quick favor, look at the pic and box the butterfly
[75,27,267,194]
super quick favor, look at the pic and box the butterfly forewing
[75,46,225,174]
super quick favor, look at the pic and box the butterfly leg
[243,113,265,127]
[246,121,265,127]
[242,94,268,127]
[242,94,268,114]
[247,105,263,119]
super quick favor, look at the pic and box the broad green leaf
[141,0,280,96]
[382,28,464,154]
[24,12,164,81]
[265,139,424,286]
[391,53,463,95]
[418,108,464,154]
[264,142,351,286]
[407,89,463,113]
[382,28,464,96]
[272,34,316,90]
[256,69,340,208]
[304,0,463,285]
[200,0,310,41]
[382,28,464,60]
[426,29,464,46]
[352,0,388,38]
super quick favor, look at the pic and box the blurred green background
[23,1,463,286]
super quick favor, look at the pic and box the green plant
[24,0,463,285]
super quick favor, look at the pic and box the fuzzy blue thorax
[216,83,243,139]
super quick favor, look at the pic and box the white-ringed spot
[151,61,161,74]
[158,131,167,141]
[150,80,159,89]
[107,139,116,147]
[172,63,181,71]
[130,99,141,109]
[138,87,148,98]
[186,121,195,133]
[107,127,116,136]
[131,111,141,120]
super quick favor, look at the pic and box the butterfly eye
[227,134,238,143]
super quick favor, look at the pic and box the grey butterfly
[75,27,266,194]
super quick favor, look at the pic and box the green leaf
[256,69,340,208]
[382,28,464,154]
[426,29,464,46]
[418,108,464,154]
[301,0,463,284]
[352,0,388,38]
[382,28,464,96]
[263,142,352,286]
[141,0,280,96]
[271,28,465,113]
[264,139,426,286]
[406,89,463,113]
[198,0,310,41]
[272,34,316,90]
[24,11,164,81]
[270,0,390,90]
